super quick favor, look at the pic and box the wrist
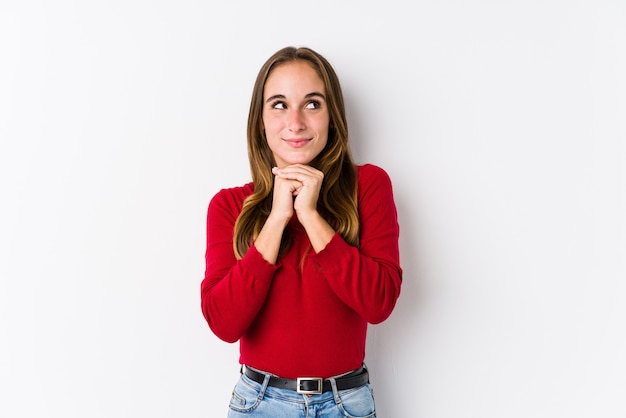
[266,212,291,229]
[294,208,320,226]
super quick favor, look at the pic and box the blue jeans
[226,369,377,417]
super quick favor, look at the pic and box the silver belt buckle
[296,377,323,395]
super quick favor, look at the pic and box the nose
[288,109,306,132]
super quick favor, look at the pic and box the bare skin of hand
[272,165,335,253]
[255,164,335,264]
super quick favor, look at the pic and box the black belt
[243,365,369,395]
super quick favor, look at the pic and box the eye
[305,100,321,110]
[271,101,286,110]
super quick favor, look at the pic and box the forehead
[264,60,325,95]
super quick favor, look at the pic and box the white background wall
[1,1,624,417]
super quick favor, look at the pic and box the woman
[201,46,402,417]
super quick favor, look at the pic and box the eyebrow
[265,92,326,103]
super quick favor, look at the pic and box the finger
[272,165,323,183]
[275,164,321,176]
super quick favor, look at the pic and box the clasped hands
[270,164,323,224]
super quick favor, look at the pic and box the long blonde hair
[233,46,359,259]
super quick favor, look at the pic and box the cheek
[262,116,283,135]
[317,114,331,133]
[317,121,330,140]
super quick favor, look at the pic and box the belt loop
[244,366,271,401]
[362,362,370,383]
[328,377,342,405]
[258,372,271,401]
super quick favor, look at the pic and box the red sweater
[201,164,402,379]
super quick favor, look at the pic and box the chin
[283,155,316,166]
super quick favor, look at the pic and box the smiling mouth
[284,138,311,148]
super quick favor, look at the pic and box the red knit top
[201,164,402,379]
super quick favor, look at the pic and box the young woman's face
[262,60,330,168]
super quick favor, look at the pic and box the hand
[268,167,297,222]
[272,164,323,222]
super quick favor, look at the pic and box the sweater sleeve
[310,164,402,324]
[200,188,279,343]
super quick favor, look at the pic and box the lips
[284,138,311,148]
